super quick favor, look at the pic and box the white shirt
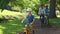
[38,8,46,15]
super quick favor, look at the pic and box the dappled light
[57,15,60,17]
[11,32,16,34]
[0,0,60,34]
[0,25,6,34]
[0,19,25,34]
[0,25,6,29]
[11,24,18,26]
[0,29,3,34]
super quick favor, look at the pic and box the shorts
[25,23,31,28]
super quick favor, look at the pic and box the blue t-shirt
[45,8,49,14]
[26,15,34,24]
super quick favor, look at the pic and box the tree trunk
[49,0,57,18]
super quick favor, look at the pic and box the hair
[45,5,48,8]
[40,5,44,7]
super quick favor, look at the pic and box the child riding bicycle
[21,8,35,34]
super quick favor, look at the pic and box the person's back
[45,6,50,15]
[45,8,49,13]
[38,7,45,15]
[38,6,46,24]
[38,5,46,17]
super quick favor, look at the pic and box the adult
[38,5,46,24]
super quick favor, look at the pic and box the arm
[30,19,35,25]
[31,15,35,24]
[38,8,41,15]
[32,19,35,23]
[21,15,28,23]
[21,18,26,23]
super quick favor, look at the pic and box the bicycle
[40,13,49,27]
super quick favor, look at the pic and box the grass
[0,10,27,34]
[49,17,60,27]
[0,19,26,34]
[0,10,27,18]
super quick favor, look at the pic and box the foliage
[56,0,60,5]
[0,0,60,14]
[40,0,49,5]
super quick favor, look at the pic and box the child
[21,8,35,34]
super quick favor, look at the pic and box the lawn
[49,17,60,27]
[0,19,25,34]
[0,10,27,34]
[0,10,60,34]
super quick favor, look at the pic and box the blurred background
[0,0,60,34]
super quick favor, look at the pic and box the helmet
[27,8,32,11]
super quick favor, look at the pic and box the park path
[31,19,60,34]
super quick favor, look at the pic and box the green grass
[0,19,25,34]
[0,10,27,18]
[0,10,27,34]
[49,17,60,27]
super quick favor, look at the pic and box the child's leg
[24,23,30,34]
[24,28,30,34]
[24,32,26,34]
[27,23,33,34]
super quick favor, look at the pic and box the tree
[0,0,11,12]
[56,0,60,12]
[49,0,57,18]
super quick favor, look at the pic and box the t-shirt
[26,15,34,24]
[38,8,46,15]
[45,8,49,14]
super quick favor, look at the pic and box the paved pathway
[31,19,60,34]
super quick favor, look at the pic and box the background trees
[0,0,60,18]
